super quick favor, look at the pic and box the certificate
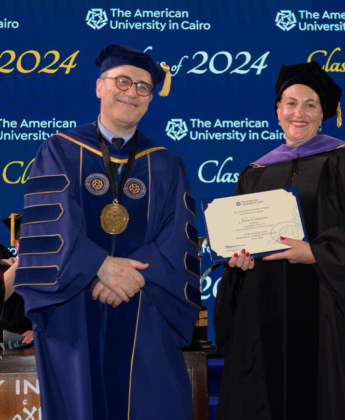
[201,187,308,262]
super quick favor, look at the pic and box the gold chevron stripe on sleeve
[58,133,166,162]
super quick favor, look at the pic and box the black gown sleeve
[310,227,345,300]
[214,265,247,354]
[213,176,247,354]
[310,155,345,300]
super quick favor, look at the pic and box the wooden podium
[182,350,209,420]
[0,348,41,419]
[0,348,211,420]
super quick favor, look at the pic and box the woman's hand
[262,237,316,264]
[228,249,255,271]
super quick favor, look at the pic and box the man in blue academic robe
[14,44,201,420]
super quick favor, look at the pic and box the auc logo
[165,119,188,141]
[86,8,108,30]
[275,10,297,31]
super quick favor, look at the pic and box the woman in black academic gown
[214,62,345,420]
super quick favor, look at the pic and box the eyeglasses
[101,75,154,97]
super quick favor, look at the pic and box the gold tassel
[337,102,342,128]
[9,213,21,246]
[10,213,15,247]
[158,64,171,97]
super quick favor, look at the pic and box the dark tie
[111,137,124,149]
[111,138,124,186]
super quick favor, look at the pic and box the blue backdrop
[1,0,345,344]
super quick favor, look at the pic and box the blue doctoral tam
[95,43,166,86]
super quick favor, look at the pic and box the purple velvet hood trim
[251,135,345,168]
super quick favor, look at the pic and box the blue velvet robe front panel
[15,124,201,420]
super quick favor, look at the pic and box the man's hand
[263,237,316,264]
[22,330,34,344]
[91,281,123,307]
[96,256,148,302]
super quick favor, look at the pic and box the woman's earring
[318,125,322,132]
[278,121,281,126]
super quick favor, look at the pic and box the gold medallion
[100,200,129,234]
